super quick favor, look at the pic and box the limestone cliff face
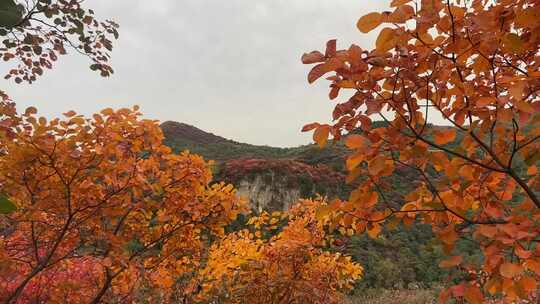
[234,173,301,212]
[216,159,347,212]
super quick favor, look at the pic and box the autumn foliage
[303,0,540,302]
[0,96,363,303]
[0,103,246,303]
[220,158,345,185]
[192,198,362,304]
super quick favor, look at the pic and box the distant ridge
[160,121,239,146]
[159,120,426,209]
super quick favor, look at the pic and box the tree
[192,198,362,304]
[302,0,539,302]
[0,0,118,84]
[0,105,246,303]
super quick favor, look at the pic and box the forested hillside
[160,120,469,294]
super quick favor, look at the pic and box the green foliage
[0,0,22,28]
[0,194,16,214]
[347,224,448,290]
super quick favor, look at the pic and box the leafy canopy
[193,198,362,304]
[303,0,540,302]
[0,100,363,303]
[0,104,246,303]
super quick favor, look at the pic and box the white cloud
[2,0,388,147]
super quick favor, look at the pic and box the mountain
[160,121,351,211]
[160,121,456,291]
[160,120,425,212]
[160,120,348,164]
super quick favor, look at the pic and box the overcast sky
[3,0,388,147]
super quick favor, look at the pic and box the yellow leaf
[313,125,330,148]
[356,12,382,33]
[316,205,332,220]
[101,108,114,116]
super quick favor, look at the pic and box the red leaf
[325,39,337,57]
[301,51,325,64]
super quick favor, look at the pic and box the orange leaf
[389,5,414,23]
[477,225,497,238]
[346,152,365,171]
[307,63,328,84]
[375,28,396,52]
[307,58,342,84]
[368,155,386,176]
[464,285,484,304]
[502,33,523,53]
[477,96,496,107]
[500,263,523,278]
[439,255,462,268]
[24,106,37,115]
[367,223,381,238]
[390,0,410,7]
[101,108,114,116]
[439,227,458,245]
[365,191,378,208]
[434,128,456,145]
[301,122,320,132]
[515,246,532,259]
[63,110,77,117]
[524,260,540,276]
[515,9,540,28]
[313,125,330,148]
[515,99,534,113]
[519,276,537,292]
[316,205,332,220]
[345,135,368,149]
[356,12,383,33]
[325,39,337,57]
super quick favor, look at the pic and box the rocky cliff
[216,158,347,211]
[160,121,350,211]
